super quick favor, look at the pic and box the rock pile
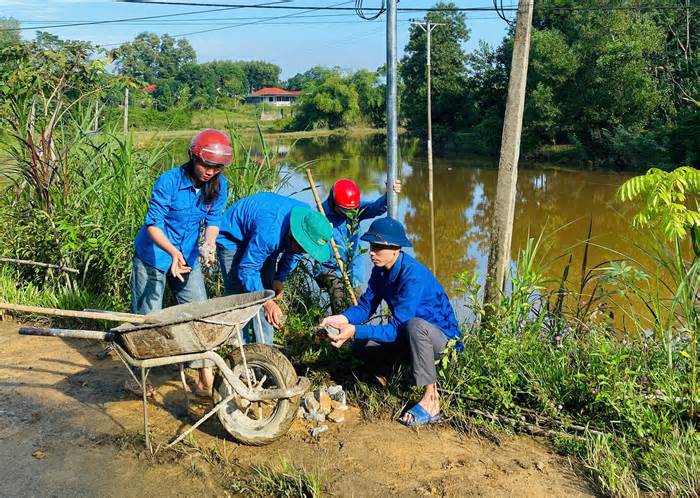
[298,384,348,427]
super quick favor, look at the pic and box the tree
[286,66,340,91]
[292,75,360,129]
[115,32,195,83]
[0,17,21,49]
[205,60,248,99]
[400,2,473,147]
[235,60,281,91]
[349,69,385,128]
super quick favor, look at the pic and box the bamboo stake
[0,303,147,323]
[0,257,79,274]
[305,169,358,306]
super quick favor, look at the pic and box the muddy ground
[0,320,593,497]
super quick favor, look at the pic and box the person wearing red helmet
[130,129,232,397]
[317,177,401,313]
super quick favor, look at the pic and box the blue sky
[4,0,511,78]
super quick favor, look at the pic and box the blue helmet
[360,217,412,248]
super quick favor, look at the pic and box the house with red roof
[246,87,302,107]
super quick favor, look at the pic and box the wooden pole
[0,257,79,274]
[483,0,534,305]
[305,169,358,306]
[0,302,147,323]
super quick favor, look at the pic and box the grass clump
[231,459,323,498]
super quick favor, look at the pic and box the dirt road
[0,320,592,497]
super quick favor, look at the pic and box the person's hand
[320,314,349,330]
[330,323,355,348]
[200,242,216,268]
[272,279,284,299]
[385,179,402,194]
[169,250,191,282]
[263,299,285,329]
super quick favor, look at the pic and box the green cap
[289,207,332,263]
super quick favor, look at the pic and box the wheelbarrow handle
[19,326,115,341]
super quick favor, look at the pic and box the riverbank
[0,319,592,497]
[132,126,385,144]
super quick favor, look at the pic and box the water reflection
[163,134,639,321]
[278,135,638,320]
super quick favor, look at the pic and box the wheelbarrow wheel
[214,344,300,446]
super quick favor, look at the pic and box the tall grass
[0,94,300,310]
[439,221,699,496]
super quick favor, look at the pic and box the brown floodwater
[162,133,643,325]
[278,134,642,324]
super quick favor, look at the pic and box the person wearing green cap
[217,192,332,344]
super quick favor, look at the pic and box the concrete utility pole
[413,19,444,273]
[386,0,399,218]
[483,0,534,305]
[123,88,129,134]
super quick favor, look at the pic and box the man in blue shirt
[217,192,332,343]
[316,178,401,313]
[320,217,459,426]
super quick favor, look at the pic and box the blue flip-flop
[399,403,443,426]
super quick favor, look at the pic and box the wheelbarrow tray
[112,290,273,360]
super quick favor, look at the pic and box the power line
[0,2,291,32]
[167,0,354,38]
[116,0,700,13]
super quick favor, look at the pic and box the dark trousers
[352,317,448,386]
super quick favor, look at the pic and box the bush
[105,106,192,130]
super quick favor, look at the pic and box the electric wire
[355,0,385,21]
[114,0,700,14]
[0,2,290,32]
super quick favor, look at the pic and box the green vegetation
[0,10,698,498]
[402,0,699,168]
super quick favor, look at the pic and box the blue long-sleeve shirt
[216,192,309,292]
[319,193,388,283]
[343,252,459,343]
[134,166,228,272]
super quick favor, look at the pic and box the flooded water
[276,135,640,322]
[161,133,641,324]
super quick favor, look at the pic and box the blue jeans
[130,255,207,314]
[217,245,275,345]
[130,255,209,368]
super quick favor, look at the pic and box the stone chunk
[328,409,345,423]
[317,390,332,415]
[327,385,347,405]
[303,392,320,413]
[331,399,348,411]
[311,424,328,437]
[304,410,326,422]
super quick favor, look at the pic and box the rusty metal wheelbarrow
[7,291,309,451]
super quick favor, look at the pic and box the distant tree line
[401,1,699,169]
[3,1,698,169]
[114,32,281,110]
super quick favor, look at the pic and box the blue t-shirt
[343,252,459,343]
[134,166,228,271]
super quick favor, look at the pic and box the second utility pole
[484,0,535,305]
[414,19,443,273]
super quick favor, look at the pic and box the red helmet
[332,179,360,209]
[189,129,233,166]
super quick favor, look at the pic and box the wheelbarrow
[5,291,309,451]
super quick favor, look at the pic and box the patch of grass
[229,459,323,498]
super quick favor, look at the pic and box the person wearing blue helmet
[319,217,460,426]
